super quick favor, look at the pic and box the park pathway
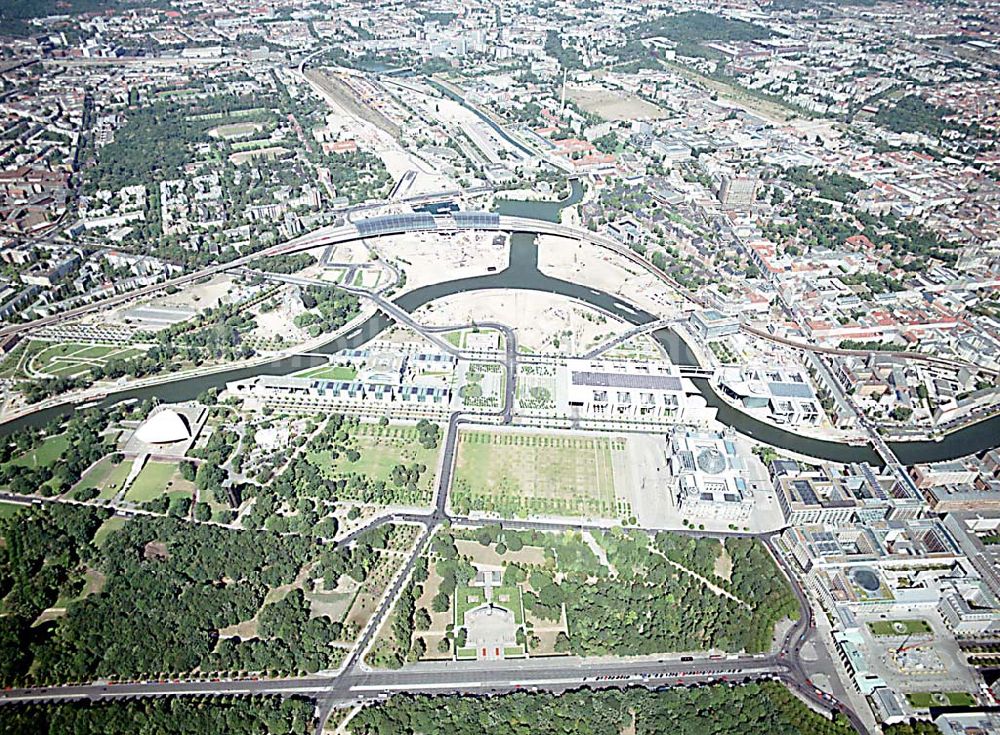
[652,548,750,610]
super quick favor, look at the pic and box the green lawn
[295,364,358,380]
[454,585,486,627]
[74,456,132,500]
[492,585,524,625]
[906,691,975,708]
[92,516,128,547]
[30,342,144,379]
[0,501,25,518]
[73,345,119,359]
[125,461,185,503]
[451,430,622,519]
[868,619,932,637]
[13,434,69,469]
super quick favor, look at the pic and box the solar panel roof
[571,371,683,391]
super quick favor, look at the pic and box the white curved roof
[135,409,192,444]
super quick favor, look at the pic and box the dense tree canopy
[350,684,856,735]
[0,500,397,686]
[0,695,315,735]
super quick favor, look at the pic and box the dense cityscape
[0,0,998,733]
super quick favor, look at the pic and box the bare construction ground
[306,69,401,139]
[413,289,630,355]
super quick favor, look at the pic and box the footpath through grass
[31,342,144,378]
[306,422,441,505]
[12,434,69,469]
[74,456,132,500]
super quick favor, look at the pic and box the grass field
[455,585,486,627]
[92,516,128,547]
[29,341,144,379]
[74,456,132,500]
[125,461,188,503]
[868,619,932,637]
[294,364,358,380]
[307,423,439,504]
[492,585,524,625]
[906,691,975,708]
[0,501,25,518]
[13,434,69,469]
[451,431,621,518]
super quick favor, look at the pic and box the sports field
[29,342,144,379]
[451,430,621,518]
[209,121,263,140]
[567,86,667,122]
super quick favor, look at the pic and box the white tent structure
[134,408,192,444]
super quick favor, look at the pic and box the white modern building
[135,408,192,444]
[717,365,823,426]
[561,359,714,424]
[689,309,739,340]
[937,579,1000,635]
[227,343,455,417]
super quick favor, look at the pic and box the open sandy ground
[374,231,509,293]
[536,235,682,319]
[412,289,632,355]
[305,70,456,198]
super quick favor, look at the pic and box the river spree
[3,183,997,465]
